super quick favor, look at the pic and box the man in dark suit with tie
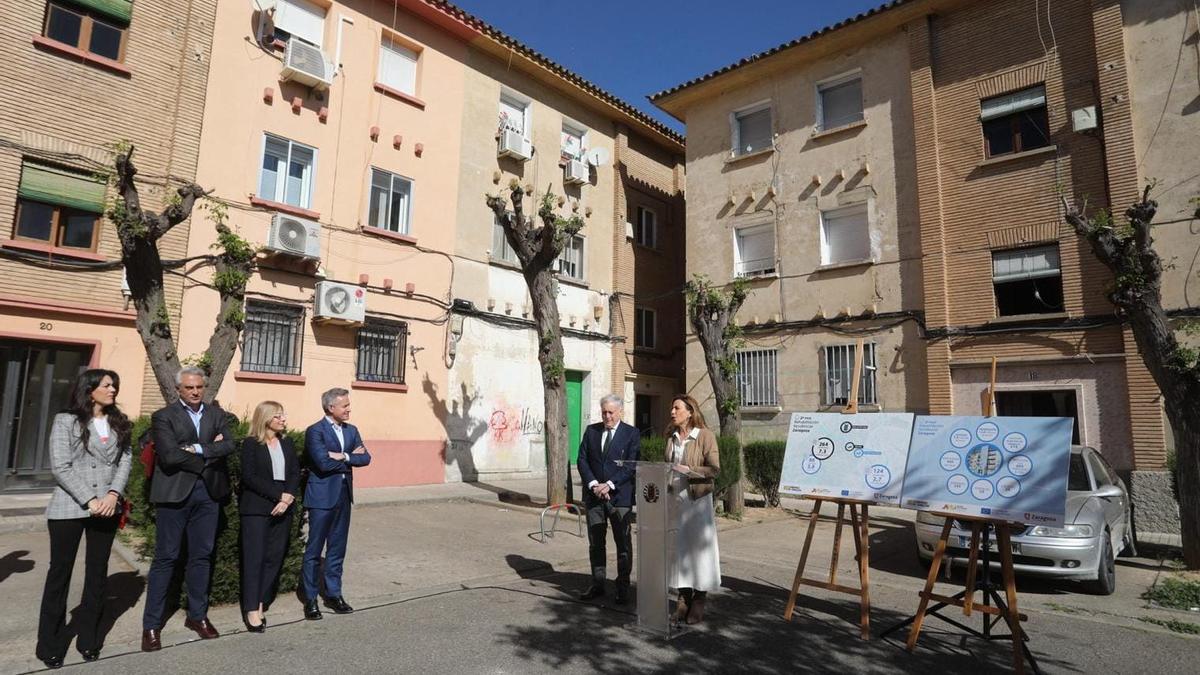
[577,394,641,604]
[302,388,371,620]
[141,367,235,652]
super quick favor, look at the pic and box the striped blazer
[46,413,132,521]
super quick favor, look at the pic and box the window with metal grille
[736,349,778,407]
[823,343,878,406]
[241,302,304,375]
[356,319,408,384]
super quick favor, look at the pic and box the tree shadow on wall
[423,374,542,507]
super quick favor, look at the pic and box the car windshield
[1068,454,1090,491]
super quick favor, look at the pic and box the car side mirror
[1095,484,1123,499]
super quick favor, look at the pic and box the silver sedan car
[914,446,1135,595]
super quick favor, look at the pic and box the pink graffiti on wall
[489,402,544,446]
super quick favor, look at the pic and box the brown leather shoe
[141,629,161,652]
[686,592,707,624]
[184,617,220,639]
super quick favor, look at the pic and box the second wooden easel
[782,339,873,639]
[883,357,1040,674]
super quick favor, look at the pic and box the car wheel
[1087,532,1116,595]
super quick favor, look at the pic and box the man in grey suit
[140,367,235,652]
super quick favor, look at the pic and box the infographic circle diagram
[812,438,836,460]
[976,422,1000,442]
[802,455,821,475]
[965,443,1003,477]
[865,465,891,489]
[997,476,1022,498]
[947,474,970,495]
[971,479,995,500]
[950,429,972,448]
[1008,455,1033,477]
[1002,432,1028,453]
[940,451,962,471]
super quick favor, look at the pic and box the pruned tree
[486,182,584,506]
[1063,186,1200,568]
[109,146,256,404]
[685,274,748,514]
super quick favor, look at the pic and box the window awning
[18,162,107,213]
[67,0,134,25]
[992,245,1060,283]
[981,85,1046,121]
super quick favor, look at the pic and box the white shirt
[180,401,205,455]
[267,438,286,481]
[326,417,350,481]
[669,427,701,464]
[587,423,620,491]
[91,416,111,443]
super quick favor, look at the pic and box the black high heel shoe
[245,613,266,633]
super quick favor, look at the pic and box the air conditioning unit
[280,39,333,90]
[563,159,589,185]
[266,213,321,259]
[497,129,532,161]
[314,281,366,324]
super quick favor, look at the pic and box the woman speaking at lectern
[665,394,721,625]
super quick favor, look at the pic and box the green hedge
[127,414,308,607]
[715,435,742,499]
[744,440,787,506]
[640,435,666,462]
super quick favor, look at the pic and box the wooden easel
[887,357,1040,674]
[783,339,872,639]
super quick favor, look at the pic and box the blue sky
[450,0,888,133]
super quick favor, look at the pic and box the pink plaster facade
[179,0,469,486]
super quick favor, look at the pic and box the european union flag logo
[981,507,992,515]
[841,490,850,496]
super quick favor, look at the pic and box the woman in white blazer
[36,369,132,669]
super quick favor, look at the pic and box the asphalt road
[2,501,1196,674]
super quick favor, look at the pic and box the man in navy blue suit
[302,388,371,620]
[577,394,641,604]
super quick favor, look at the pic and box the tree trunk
[1164,397,1200,567]
[528,270,569,506]
[1065,191,1200,568]
[124,230,182,403]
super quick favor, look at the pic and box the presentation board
[779,412,916,504]
[900,415,1073,526]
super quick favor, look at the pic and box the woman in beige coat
[665,394,721,624]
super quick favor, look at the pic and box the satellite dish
[585,147,610,167]
[251,0,276,12]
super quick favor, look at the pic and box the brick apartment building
[0,0,215,490]
[654,0,1199,534]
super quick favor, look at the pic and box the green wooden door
[565,371,584,464]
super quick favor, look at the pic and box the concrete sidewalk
[0,477,552,535]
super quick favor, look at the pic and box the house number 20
[39,322,53,331]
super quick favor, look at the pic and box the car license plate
[956,536,1021,555]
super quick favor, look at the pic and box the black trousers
[142,479,220,629]
[36,515,118,660]
[241,507,294,613]
[586,499,633,587]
